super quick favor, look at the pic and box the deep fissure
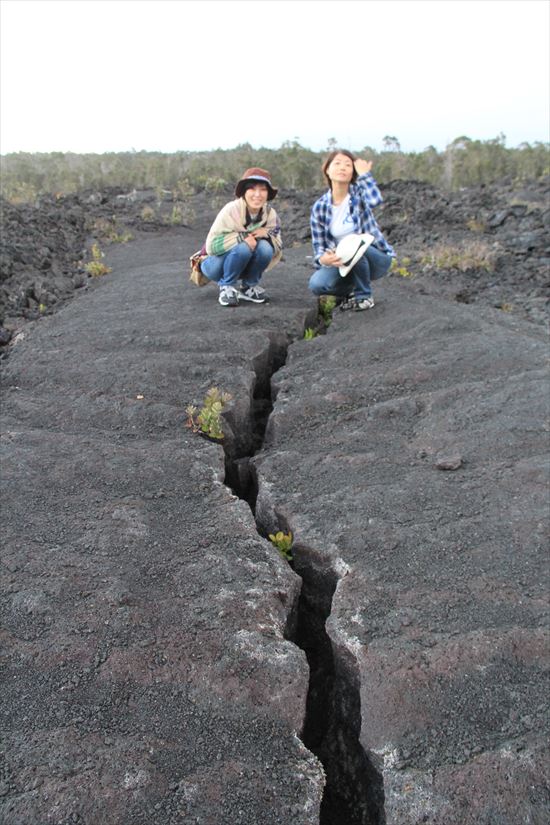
[221,330,386,824]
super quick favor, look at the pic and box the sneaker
[218,286,239,307]
[354,296,375,311]
[340,295,374,311]
[239,285,269,303]
[339,295,355,311]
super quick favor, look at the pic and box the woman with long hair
[309,149,394,310]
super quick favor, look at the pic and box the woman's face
[244,183,269,211]
[327,153,354,184]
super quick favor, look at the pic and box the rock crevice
[220,328,385,824]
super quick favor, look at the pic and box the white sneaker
[239,285,269,303]
[354,296,375,311]
[218,286,239,307]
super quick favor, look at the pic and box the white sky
[1,0,548,155]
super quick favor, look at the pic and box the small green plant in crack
[319,295,337,326]
[268,530,293,561]
[185,387,232,440]
[303,327,318,340]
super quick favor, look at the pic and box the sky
[0,0,549,156]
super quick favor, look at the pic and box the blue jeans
[201,240,274,288]
[309,246,393,299]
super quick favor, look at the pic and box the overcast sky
[1,0,548,155]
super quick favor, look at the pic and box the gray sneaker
[338,294,354,311]
[239,285,269,303]
[354,296,375,311]
[218,286,239,307]
[340,295,374,311]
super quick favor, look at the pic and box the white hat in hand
[336,233,375,277]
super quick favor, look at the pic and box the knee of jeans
[308,272,324,295]
[371,260,392,280]
[200,257,220,280]
[255,240,274,261]
[367,250,392,279]
[236,242,253,257]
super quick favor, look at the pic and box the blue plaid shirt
[310,173,395,266]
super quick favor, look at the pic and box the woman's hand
[245,235,258,250]
[319,250,342,267]
[354,158,373,176]
[251,228,269,239]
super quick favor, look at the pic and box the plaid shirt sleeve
[354,172,384,207]
[310,193,334,265]
[350,174,395,256]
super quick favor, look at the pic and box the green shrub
[319,295,337,324]
[90,217,133,243]
[421,242,496,272]
[390,257,413,278]
[204,177,227,193]
[140,206,156,222]
[164,203,195,225]
[185,387,233,440]
[466,218,486,233]
[268,531,293,561]
[83,243,111,277]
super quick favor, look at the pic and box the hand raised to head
[354,158,373,175]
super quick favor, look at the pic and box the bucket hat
[235,168,278,200]
[336,233,374,277]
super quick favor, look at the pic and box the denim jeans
[200,240,274,288]
[309,246,393,299]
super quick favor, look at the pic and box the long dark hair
[322,149,358,189]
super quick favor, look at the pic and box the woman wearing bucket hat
[309,150,395,311]
[200,168,283,306]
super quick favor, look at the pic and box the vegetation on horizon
[1,135,548,204]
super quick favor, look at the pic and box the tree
[382,136,401,152]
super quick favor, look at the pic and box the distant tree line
[0,135,548,203]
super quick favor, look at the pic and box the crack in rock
[290,543,385,825]
[219,326,386,824]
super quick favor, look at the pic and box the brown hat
[235,167,278,200]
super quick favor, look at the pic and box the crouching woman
[309,150,395,311]
[200,168,283,307]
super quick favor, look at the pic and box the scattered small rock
[435,454,463,471]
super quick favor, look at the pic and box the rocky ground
[1,179,549,824]
[1,175,549,347]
